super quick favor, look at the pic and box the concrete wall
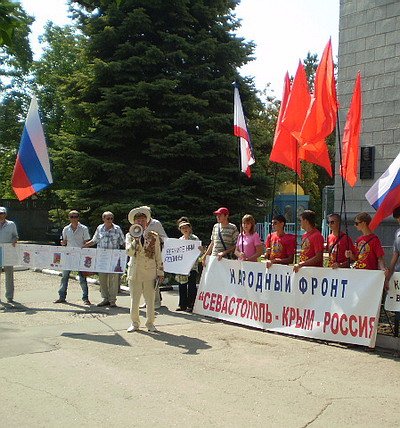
[336,0,400,248]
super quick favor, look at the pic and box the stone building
[335,0,400,248]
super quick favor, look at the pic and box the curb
[35,268,100,285]
[376,334,400,352]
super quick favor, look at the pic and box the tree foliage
[63,0,271,238]
[0,1,32,199]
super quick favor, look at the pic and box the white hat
[0,206,7,214]
[128,206,151,224]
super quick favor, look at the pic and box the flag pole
[266,164,278,258]
[336,110,351,262]
[237,135,244,252]
[294,143,299,264]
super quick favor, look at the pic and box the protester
[345,212,385,270]
[0,207,18,303]
[326,213,356,269]
[384,207,400,290]
[265,214,296,268]
[54,210,91,305]
[202,207,239,266]
[293,210,324,272]
[175,218,201,312]
[234,214,262,262]
[84,211,125,307]
[136,206,167,310]
[126,206,164,332]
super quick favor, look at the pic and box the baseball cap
[213,207,229,216]
[0,207,7,214]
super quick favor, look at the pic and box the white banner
[0,243,127,274]
[162,238,201,275]
[194,256,385,347]
[384,272,400,312]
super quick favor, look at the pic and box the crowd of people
[0,204,398,332]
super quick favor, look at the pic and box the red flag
[297,39,337,176]
[341,72,362,187]
[299,140,332,176]
[300,39,338,147]
[281,61,311,144]
[234,85,255,177]
[270,72,301,175]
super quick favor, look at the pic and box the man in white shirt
[0,206,18,303]
[54,210,91,305]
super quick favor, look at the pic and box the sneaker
[127,324,139,333]
[147,325,158,332]
[139,303,146,309]
[109,302,117,307]
[97,300,110,307]
[186,308,193,313]
[176,307,186,311]
[54,298,66,304]
[83,300,91,306]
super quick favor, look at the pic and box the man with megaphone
[126,206,164,332]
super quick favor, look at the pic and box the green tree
[32,23,91,211]
[0,1,32,198]
[66,0,270,238]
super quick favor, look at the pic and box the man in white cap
[0,207,19,303]
[126,206,164,332]
[135,206,167,309]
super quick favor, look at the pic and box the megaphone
[129,224,143,238]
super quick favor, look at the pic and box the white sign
[194,256,385,347]
[384,272,400,312]
[0,244,127,274]
[162,238,201,275]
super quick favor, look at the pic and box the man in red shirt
[294,210,324,272]
[345,212,385,270]
[265,215,296,268]
[326,213,355,268]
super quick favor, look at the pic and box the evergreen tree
[67,0,270,238]
[0,2,32,198]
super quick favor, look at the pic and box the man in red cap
[202,207,239,266]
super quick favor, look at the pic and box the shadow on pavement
[0,301,127,316]
[140,329,212,355]
[156,305,215,324]
[61,332,131,347]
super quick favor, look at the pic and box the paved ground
[0,270,399,427]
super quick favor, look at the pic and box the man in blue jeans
[54,210,91,305]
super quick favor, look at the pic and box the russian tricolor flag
[12,96,53,201]
[234,85,255,178]
[365,151,400,231]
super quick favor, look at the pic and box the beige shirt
[126,231,164,281]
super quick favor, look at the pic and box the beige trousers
[129,278,156,328]
[98,273,119,304]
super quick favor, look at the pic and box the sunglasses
[105,217,114,220]
[69,215,79,219]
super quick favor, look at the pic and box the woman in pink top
[235,214,263,262]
